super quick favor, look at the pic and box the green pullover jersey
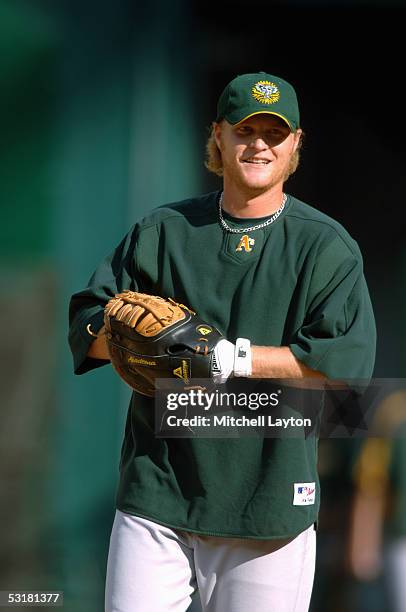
[69,191,376,538]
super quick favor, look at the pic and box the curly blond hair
[204,123,304,179]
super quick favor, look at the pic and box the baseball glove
[103,291,225,397]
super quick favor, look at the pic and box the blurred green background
[1,0,405,610]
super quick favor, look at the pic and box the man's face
[214,114,302,195]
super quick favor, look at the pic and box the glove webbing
[104,293,185,337]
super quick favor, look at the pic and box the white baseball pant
[105,510,316,612]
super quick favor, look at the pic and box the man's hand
[87,325,110,360]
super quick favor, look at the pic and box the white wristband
[233,338,252,377]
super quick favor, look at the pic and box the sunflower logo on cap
[252,80,280,105]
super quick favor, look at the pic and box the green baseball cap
[216,71,300,131]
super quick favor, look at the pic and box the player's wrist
[233,338,252,377]
[212,337,252,384]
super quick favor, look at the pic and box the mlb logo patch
[293,482,316,506]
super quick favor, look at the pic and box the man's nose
[250,136,268,149]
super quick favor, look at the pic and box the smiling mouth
[243,159,270,165]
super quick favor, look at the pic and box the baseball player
[69,71,376,612]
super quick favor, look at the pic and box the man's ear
[292,128,303,153]
[213,122,222,150]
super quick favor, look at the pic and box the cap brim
[232,111,293,131]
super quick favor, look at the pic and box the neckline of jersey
[216,191,292,228]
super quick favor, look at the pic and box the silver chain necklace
[218,192,287,234]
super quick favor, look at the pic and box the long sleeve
[289,234,376,380]
[68,226,139,375]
